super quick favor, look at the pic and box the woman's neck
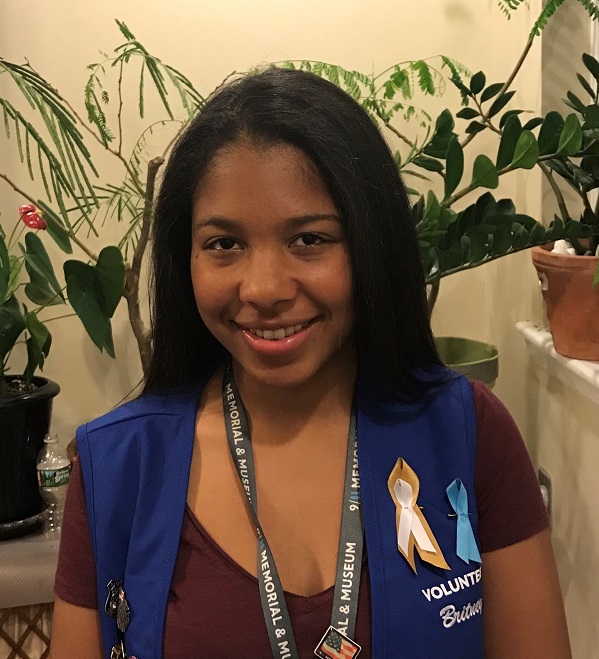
[230,352,357,447]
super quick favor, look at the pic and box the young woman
[50,68,570,659]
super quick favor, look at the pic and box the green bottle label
[38,465,71,488]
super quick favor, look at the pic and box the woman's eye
[293,233,324,247]
[206,237,240,250]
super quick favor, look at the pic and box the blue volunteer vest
[77,371,484,659]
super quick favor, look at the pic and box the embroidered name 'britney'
[421,567,481,601]
[439,598,483,628]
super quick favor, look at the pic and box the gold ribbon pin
[388,458,449,573]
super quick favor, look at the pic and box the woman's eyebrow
[193,213,341,232]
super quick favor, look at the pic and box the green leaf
[471,155,499,190]
[95,247,125,318]
[577,73,596,101]
[24,282,63,306]
[7,255,22,300]
[510,131,539,169]
[0,297,25,362]
[496,115,523,169]
[499,109,524,129]
[413,60,435,95]
[466,121,487,135]
[496,198,516,215]
[23,311,51,382]
[64,260,115,357]
[488,90,516,118]
[412,155,444,172]
[481,82,505,103]
[470,71,486,95]
[0,235,9,304]
[435,109,455,134]
[593,262,599,288]
[582,105,599,130]
[538,111,564,155]
[423,191,441,222]
[522,117,544,131]
[490,224,513,255]
[444,137,464,199]
[36,201,73,254]
[583,52,599,83]
[22,232,65,301]
[475,192,498,221]
[557,114,583,155]
[566,91,586,114]
[456,107,479,120]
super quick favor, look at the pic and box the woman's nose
[238,250,297,309]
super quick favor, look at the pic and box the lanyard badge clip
[315,626,361,658]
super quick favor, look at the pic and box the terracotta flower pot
[531,244,599,361]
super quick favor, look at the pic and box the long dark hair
[144,67,443,397]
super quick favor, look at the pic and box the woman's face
[190,141,355,391]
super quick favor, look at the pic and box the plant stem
[0,171,98,261]
[441,152,562,210]
[427,278,440,319]
[43,312,77,323]
[384,119,418,149]
[370,101,418,149]
[538,162,570,221]
[461,34,535,149]
[123,156,164,376]
[58,93,146,197]
[117,59,125,155]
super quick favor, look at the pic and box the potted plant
[530,52,599,360]
[0,21,205,380]
[0,221,61,535]
[281,0,599,381]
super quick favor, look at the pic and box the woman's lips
[237,318,317,356]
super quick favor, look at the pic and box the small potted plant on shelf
[0,215,61,534]
[530,52,599,361]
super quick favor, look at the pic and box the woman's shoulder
[83,382,205,434]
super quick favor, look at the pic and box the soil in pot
[0,376,60,528]
[531,244,599,361]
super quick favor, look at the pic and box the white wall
[528,5,599,657]
[3,1,597,655]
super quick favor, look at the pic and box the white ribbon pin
[394,479,437,556]
[388,458,450,573]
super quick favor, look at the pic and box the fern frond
[86,20,206,126]
[497,0,526,17]
[412,60,435,95]
[577,0,599,21]
[0,98,92,220]
[0,59,99,209]
[530,0,568,36]
[128,119,182,179]
[279,60,374,102]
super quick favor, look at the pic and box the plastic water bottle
[36,433,71,534]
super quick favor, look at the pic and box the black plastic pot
[0,376,60,525]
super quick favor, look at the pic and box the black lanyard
[222,363,364,658]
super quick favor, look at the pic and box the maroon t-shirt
[54,381,549,658]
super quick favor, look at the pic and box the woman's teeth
[250,324,306,340]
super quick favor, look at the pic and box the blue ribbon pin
[446,478,481,564]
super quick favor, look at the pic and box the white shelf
[516,321,599,406]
